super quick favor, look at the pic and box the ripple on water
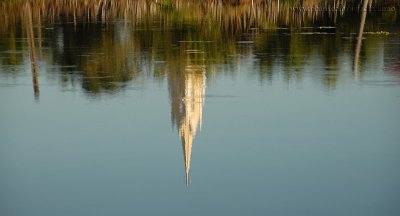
[237,41,254,44]
[178,41,214,43]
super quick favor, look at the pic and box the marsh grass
[2,0,398,33]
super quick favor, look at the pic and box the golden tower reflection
[168,49,206,187]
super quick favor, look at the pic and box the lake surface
[1,2,400,216]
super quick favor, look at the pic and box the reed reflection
[1,1,398,95]
[0,1,399,186]
[24,3,40,99]
[354,0,369,79]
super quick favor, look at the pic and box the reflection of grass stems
[0,0,399,93]
[3,0,398,33]
[354,0,369,79]
[24,3,40,99]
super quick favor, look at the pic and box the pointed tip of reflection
[185,172,190,188]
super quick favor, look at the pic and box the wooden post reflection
[354,0,369,79]
[25,3,40,99]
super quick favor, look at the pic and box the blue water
[1,20,400,216]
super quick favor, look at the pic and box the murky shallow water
[1,6,400,216]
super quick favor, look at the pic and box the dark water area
[1,1,400,215]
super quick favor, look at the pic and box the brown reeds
[2,0,395,34]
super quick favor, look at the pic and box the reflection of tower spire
[179,68,205,187]
[168,50,206,187]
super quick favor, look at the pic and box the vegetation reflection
[0,0,400,185]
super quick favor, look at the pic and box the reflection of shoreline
[0,1,398,95]
[169,51,206,187]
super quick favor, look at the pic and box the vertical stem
[354,0,369,79]
[38,11,43,60]
[25,3,40,99]
[277,0,280,12]
[73,11,77,30]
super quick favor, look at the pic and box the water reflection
[354,0,369,79]
[1,1,399,93]
[0,0,400,186]
[168,50,206,186]
[24,3,40,99]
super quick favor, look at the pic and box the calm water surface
[1,5,400,216]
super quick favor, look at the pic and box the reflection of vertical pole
[277,0,280,12]
[37,11,42,60]
[73,11,77,31]
[251,0,255,19]
[354,0,368,79]
[25,3,40,99]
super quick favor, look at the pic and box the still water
[1,2,400,216]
